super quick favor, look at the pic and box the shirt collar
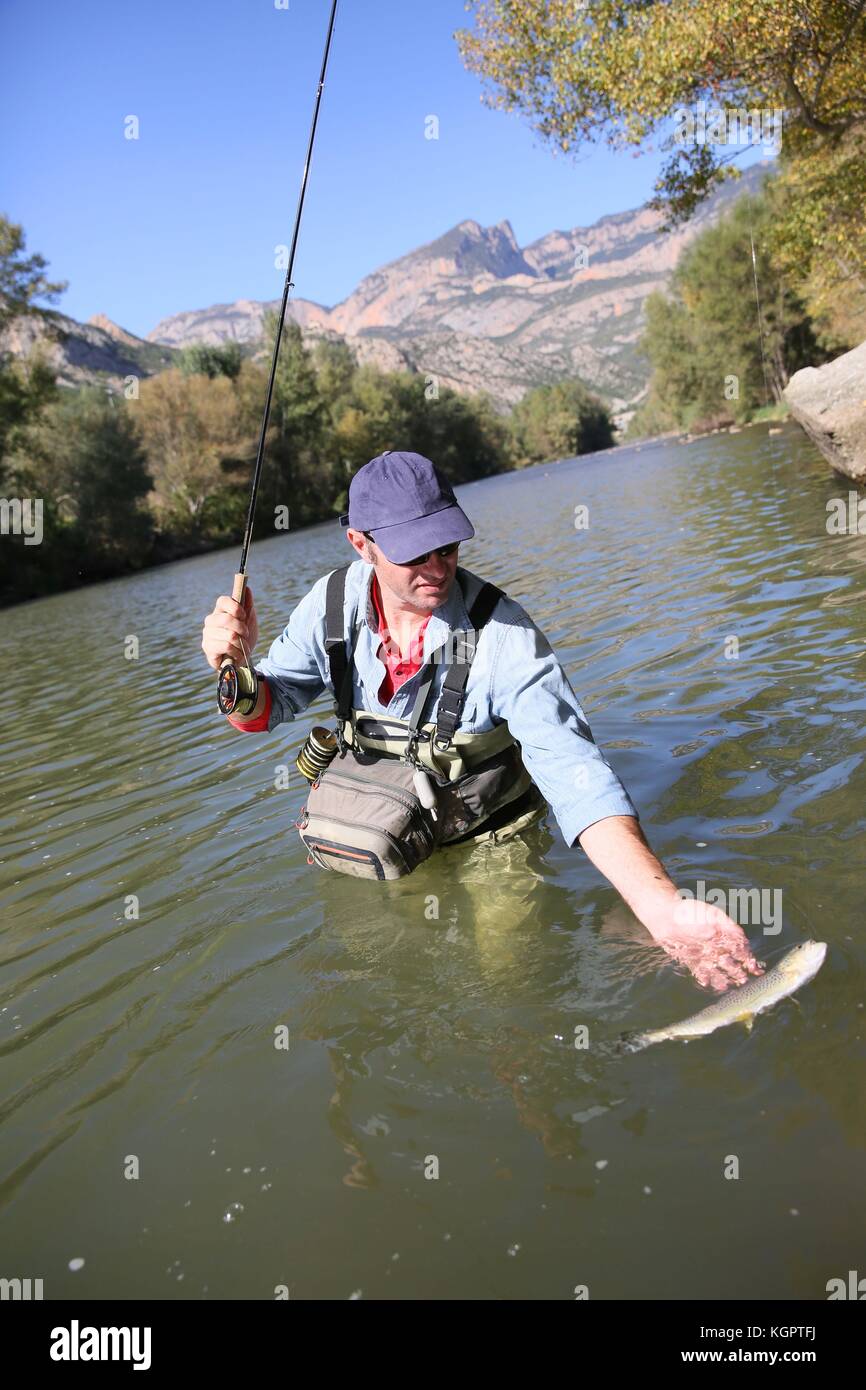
[359,564,471,659]
[368,571,386,635]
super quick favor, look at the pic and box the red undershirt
[227,574,430,731]
[370,573,430,703]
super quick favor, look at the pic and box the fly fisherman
[201,451,762,992]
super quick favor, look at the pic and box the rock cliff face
[147,164,769,423]
[784,338,866,483]
[0,310,175,390]
[3,165,768,425]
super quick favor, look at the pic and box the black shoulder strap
[327,564,504,753]
[431,571,504,751]
[324,565,353,721]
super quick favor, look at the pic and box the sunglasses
[363,533,460,568]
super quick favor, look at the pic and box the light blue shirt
[255,560,638,846]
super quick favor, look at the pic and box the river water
[2,423,864,1301]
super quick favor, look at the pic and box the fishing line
[218,0,340,715]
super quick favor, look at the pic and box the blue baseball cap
[339,450,475,563]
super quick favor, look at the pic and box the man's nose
[422,553,449,579]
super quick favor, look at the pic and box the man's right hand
[201,588,259,670]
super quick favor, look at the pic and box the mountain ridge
[3,163,770,428]
[145,163,769,424]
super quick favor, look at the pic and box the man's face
[346,529,459,614]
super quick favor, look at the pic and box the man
[201,450,762,991]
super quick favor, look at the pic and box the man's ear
[346,525,369,558]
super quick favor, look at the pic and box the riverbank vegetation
[0,220,613,605]
[627,190,830,437]
[459,0,866,436]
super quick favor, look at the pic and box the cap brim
[369,502,475,564]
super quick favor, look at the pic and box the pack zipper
[307,776,435,851]
[320,768,426,817]
[302,812,419,869]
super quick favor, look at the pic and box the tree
[133,366,259,534]
[177,341,242,380]
[326,366,413,513]
[0,217,66,469]
[368,373,506,483]
[311,337,357,424]
[258,316,331,525]
[9,386,154,558]
[509,379,614,464]
[630,191,824,434]
[415,383,508,483]
[268,316,325,445]
[456,2,866,332]
[0,387,153,602]
[325,367,509,511]
[0,214,67,330]
[766,126,866,346]
[0,350,57,467]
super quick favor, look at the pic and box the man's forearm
[577,813,763,988]
[577,815,678,936]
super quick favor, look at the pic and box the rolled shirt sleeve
[253,575,329,732]
[489,607,639,847]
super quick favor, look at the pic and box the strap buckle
[437,685,464,722]
[450,632,476,666]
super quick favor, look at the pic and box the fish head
[779,940,827,983]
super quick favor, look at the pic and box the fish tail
[616,1030,648,1055]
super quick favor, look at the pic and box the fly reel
[217,659,259,717]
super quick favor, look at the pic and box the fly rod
[218,0,339,715]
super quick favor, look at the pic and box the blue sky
[3,0,763,340]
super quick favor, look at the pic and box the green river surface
[2,423,864,1301]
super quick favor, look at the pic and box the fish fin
[738,1012,755,1032]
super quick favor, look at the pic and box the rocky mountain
[147,163,768,425]
[4,163,769,427]
[0,309,175,391]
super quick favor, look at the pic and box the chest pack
[295,565,542,880]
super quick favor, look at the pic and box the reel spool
[297,726,339,783]
[217,658,258,717]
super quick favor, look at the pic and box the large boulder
[784,338,866,483]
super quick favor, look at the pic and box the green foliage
[767,127,866,347]
[269,317,325,444]
[0,350,58,468]
[630,191,825,435]
[0,387,154,604]
[253,316,331,528]
[0,218,66,474]
[0,247,614,604]
[0,214,67,330]
[9,386,153,553]
[457,1,866,337]
[311,337,356,423]
[324,367,509,520]
[177,341,242,380]
[133,365,260,537]
[623,389,680,443]
[415,383,508,483]
[749,402,789,423]
[508,379,615,464]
